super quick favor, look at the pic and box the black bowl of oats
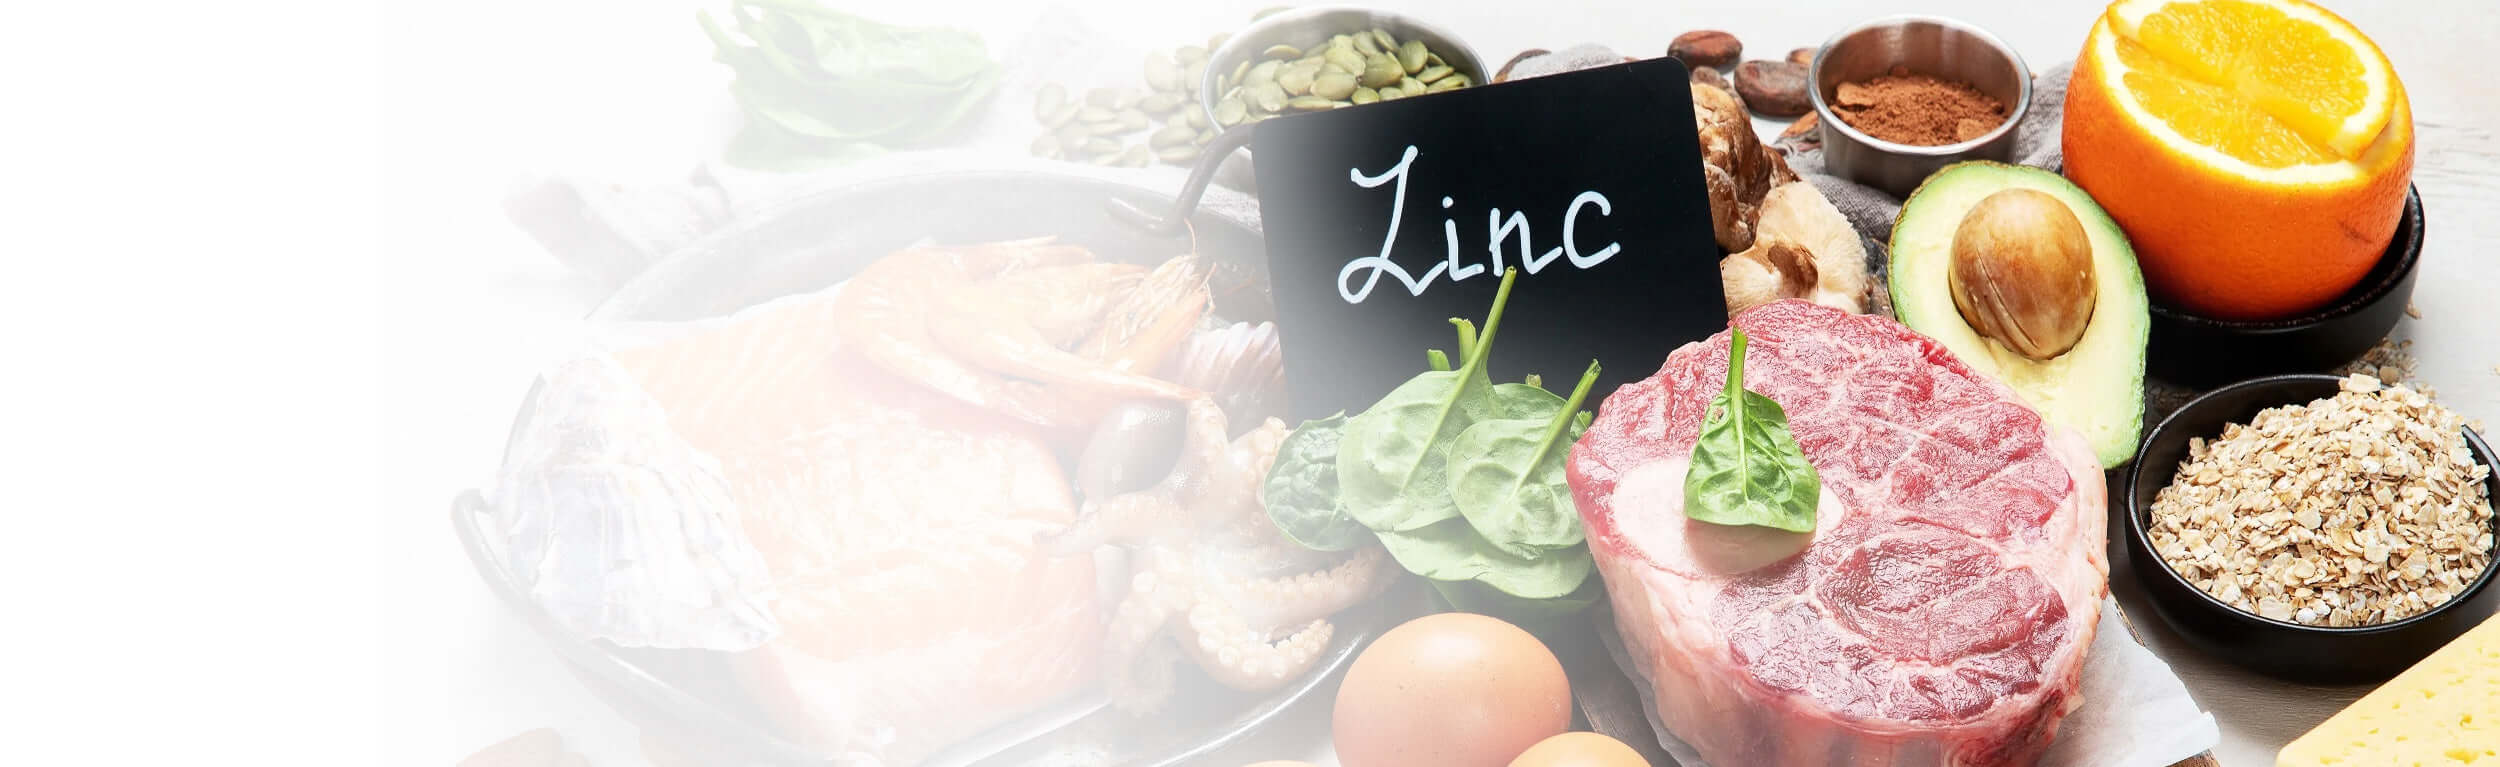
[2125,372,2500,683]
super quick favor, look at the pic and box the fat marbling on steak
[1567,300,2108,767]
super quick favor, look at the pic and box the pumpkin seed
[1311,71,1358,100]
[1378,86,1405,101]
[1351,86,1379,105]
[1158,144,1201,164]
[1415,65,1453,84]
[1176,45,1209,65]
[1144,54,1182,92]
[1083,136,1123,155]
[1373,29,1397,52]
[1185,105,1210,129]
[1138,91,1183,115]
[1325,46,1366,75]
[1398,76,1424,95]
[1150,123,1196,148]
[1117,145,1151,168]
[1118,109,1149,132]
[1182,60,1207,92]
[1277,65,1317,95]
[1429,74,1471,92]
[1230,60,1250,91]
[1042,102,1080,128]
[1249,81,1289,113]
[1077,106,1118,124]
[1198,128,1218,144]
[1033,83,1067,122]
[1215,97,1248,126]
[1030,134,1060,158]
[1399,40,1429,73]
[1263,44,1303,60]
[1361,53,1404,88]
[1245,59,1283,89]
[1287,95,1339,111]
[1353,31,1379,55]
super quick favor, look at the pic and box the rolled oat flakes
[2147,374,2496,627]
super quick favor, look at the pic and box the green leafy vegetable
[1374,518,1593,600]
[1258,268,1608,621]
[1262,413,1369,552]
[1447,360,1601,558]
[1429,573,1605,626]
[1335,271,1520,532]
[700,0,1000,170]
[1683,328,1821,533]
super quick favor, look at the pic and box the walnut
[1721,181,1867,316]
[1693,80,1795,252]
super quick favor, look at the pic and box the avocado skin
[1889,161,2149,468]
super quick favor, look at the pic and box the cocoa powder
[1830,68,2009,146]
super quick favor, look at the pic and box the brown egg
[1507,732,1649,767]
[1332,612,1572,767]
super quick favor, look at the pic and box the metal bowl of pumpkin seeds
[1201,6,1485,129]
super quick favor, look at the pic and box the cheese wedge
[2278,613,2500,766]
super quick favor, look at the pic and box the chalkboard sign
[1253,57,1728,420]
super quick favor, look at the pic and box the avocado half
[1890,161,2148,468]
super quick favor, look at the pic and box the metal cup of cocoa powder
[1808,15,2030,197]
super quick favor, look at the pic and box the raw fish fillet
[499,286,1102,765]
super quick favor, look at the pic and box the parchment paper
[1598,596,2220,767]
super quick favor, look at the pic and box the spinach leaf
[1429,571,1605,626]
[1337,269,1519,532]
[1262,413,1370,552]
[1485,381,1564,420]
[1683,328,1821,533]
[1374,518,1593,600]
[1447,360,1602,558]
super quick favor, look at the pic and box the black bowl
[2123,373,2500,684]
[2145,186,2424,388]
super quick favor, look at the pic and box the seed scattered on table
[2147,374,2495,627]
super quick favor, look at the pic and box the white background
[7,0,2484,765]
[388,0,2496,765]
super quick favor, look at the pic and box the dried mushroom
[1722,181,1868,316]
[1693,78,1796,253]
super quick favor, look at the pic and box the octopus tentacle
[1102,565,1191,712]
[1178,602,1336,693]
[1047,493,1182,556]
[1220,546,1394,631]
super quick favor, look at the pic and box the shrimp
[830,239,1206,429]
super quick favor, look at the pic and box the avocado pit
[1948,188,2098,360]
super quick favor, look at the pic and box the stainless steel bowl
[1809,15,2031,197]
[1201,6,1486,127]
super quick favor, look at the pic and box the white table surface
[383,1,2500,765]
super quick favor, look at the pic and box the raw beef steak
[1567,300,2108,767]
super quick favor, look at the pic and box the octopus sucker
[1061,396,1391,710]
[1221,546,1391,631]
